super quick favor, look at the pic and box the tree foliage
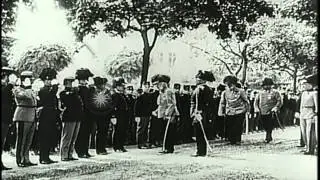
[280,0,317,25]
[16,44,72,78]
[106,49,143,83]
[249,17,317,92]
[59,0,274,85]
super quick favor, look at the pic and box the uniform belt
[17,105,37,108]
[302,106,314,108]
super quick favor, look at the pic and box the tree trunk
[240,44,249,85]
[293,65,298,93]
[140,47,151,86]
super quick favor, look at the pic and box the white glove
[8,74,18,85]
[111,118,117,125]
[294,112,300,119]
[88,77,94,86]
[22,78,31,87]
[72,80,79,88]
[51,79,59,85]
[152,110,157,116]
[135,117,140,123]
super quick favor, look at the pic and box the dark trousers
[127,116,136,145]
[137,116,150,146]
[39,121,56,161]
[215,116,225,138]
[113,114,129,149]
[163,119,176,152]
[194,122,207,155]
[1,122,10,166]
[75,113,92,156]
[15,121,36,165]
[261,114,274,141]
[225,114,245,144]
[95,116,110,153]
[149,115,165,145]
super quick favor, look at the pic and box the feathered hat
[261,78,274,86]
[39,68,57,81]
[75,68,94,80]
[93,76,104,86]
[195,70,215,82]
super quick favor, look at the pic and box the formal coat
[111,90,130,150]
[190,84,213,155]
[38,85,59,161]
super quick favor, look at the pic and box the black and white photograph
[1,0,318,179]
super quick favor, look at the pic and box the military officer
[111,77,130,152]
[74,68,94,158]
[59,77,83,161]
[13,71,38,167]
[37,68,59,164]
[87,76,113,155]
[125,85,137,145]
[254,78,282,143]
[180,84,193,143]
[190,71,215,156]
[1,67,16,170]
[134,81,153,149]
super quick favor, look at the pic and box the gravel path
[2,126,317,180]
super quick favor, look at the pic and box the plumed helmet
[195,70,215,82]
[93,76,104,86]
[75,68,94,80]
[261,78,274,86]
[157,74,170,83]
[223,75,238,85]
[112,77,126,88]
[39,68,57,81]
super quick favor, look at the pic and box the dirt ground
[2,126,317,180]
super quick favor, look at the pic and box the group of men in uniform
[1,66,318,171]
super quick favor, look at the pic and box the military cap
[2,67,15,76]
[156,74,170,83]
[63,76,75,85]
[93,76,104,86]
[173,83,181,89]
[137,88,143,94]
[191,85,197,90]
[183,85,190,91]
[112,77,126,88]
[126,85,134,91]
[75,68,94,80]
[20,71,33,77]
[102,78,108,84]
[217,84,226,91]
[195,70,215,82]
[39,68,57,81]
[261,78,274,86]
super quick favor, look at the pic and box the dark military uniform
[134,91,152,148]
[59,85,83,160]
[190,84,213,156]
[111,91,130,151]
[125,93,136,145]
[87,85,113,154]
[38,85,59,163]
[75,84,92,157]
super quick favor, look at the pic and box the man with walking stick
[254,78,282,143]
[190,70,215,157]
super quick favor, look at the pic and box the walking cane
[162,116,171,152]
[194,90,213,153]
[198,119,214,153]
[273,111,285,131]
